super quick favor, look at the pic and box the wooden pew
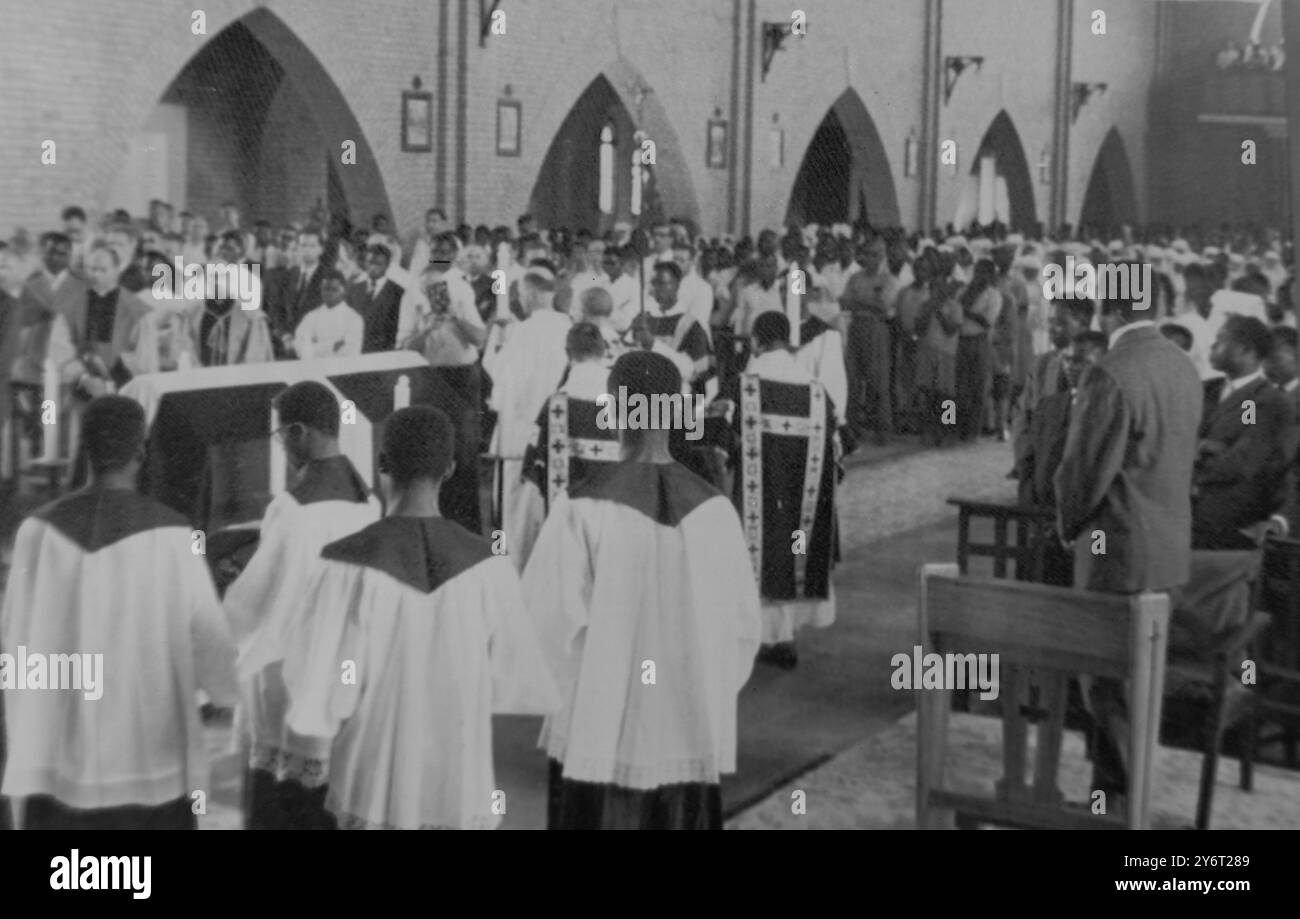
[916,563,1170,830]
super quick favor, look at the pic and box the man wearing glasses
[226,381,381,829]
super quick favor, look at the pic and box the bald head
[580,286,614,321]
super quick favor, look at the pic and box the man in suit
[1192,316,1293,550]
[350,243,405,353]
[267,228,327,354]
[1054,290,1203,802]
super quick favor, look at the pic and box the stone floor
[11,433,1299,830]
[727,711,1300,830]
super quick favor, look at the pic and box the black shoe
[757,642,798,670]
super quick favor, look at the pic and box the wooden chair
[916,563,1170,830]
[946,498,1057,582]
[1247,536,1300,772]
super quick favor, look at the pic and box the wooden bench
[916,563,1170,830]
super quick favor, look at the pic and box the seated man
[1,396,237,829]
[226,382,381,830]
[270,406,559,830]
[1193,315,1293,550]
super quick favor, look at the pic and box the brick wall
[0,0,1163,241]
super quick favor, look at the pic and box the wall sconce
[761,21,800,82]
[769,113,784,169]
[904,132,918,178]
[943,56,984,105]
[1071,82,1108,123]
[479,0,503,47]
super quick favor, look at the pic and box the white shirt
[678,271,716,337]
[1174,307,1226,381]
[608,274,641,332]
[295,302,365,360]
[1218,367,1266,402]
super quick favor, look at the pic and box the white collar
[748,348,813,384]
[562,361,610,401]
[1221,367,1266,400]
[1108,320,1156,350]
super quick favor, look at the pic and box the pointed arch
[956,110,1036,232]
[1079,127,1138,234]
[786,89,900,228]
[530,59,701,233]
[115,7,392,229]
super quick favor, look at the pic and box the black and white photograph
[0,0,1298,890]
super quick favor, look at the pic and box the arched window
[599,123,615,215]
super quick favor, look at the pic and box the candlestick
[269,404,286,496]
[40,358,59,462]
[786,261,802,348]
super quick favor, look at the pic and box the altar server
[273,407,559,829]
[226,381,381,829]
[1,396,237,829]
[524,351,761,830]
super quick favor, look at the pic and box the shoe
[756,642,799,670]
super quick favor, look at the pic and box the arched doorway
[954,110,1036,232]
[530,60,701,235]
[786,89,900,228]
[109,9,391,232]
[529,76,637,235]
[1079,128,1138,235]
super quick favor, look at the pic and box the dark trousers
[546,760,721,830]
[1086,551,1257,799]
[955,334,990,441]
[846,313,893,437]
[22,794,196,830]
[244,766,337,830]
[431,363,483,535]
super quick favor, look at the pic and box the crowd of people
[0,188,1297,829]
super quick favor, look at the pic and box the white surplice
[274,517,560,829]
[1,489,237,809]
[483,307,572,568]
[227,456,381,784]
[795,328,849,428]
[523,462,762,790]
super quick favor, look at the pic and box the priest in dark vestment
[524,351,762,830]
[1,396,237,829]
[517,322,621,568]
[716,312,838,670]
